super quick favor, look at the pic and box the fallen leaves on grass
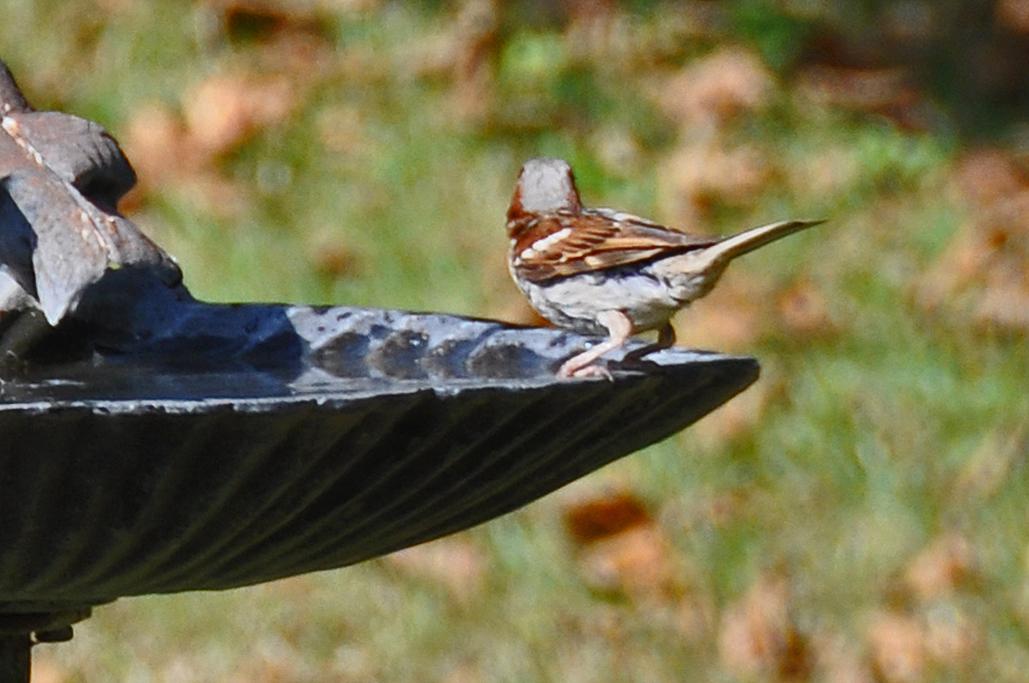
[672,276,769,352]
[689,376,778,448]
[867,601,982,682]
[225,635,310,683]
[576,525,679,598]
[810,631,875,683]
[867,612,926,683]
[120,102,250,217]
[777,278,836,338]
[718,572,811,681]
[867,533,984,680]
[307,236,364,280]
[315,104,371,157]
[655,47,774,129]
[685,487,753,530]
[917,149,1029,331]
[784,144,862,201]
[952,148,1027,205]
[563,490,652,544]
[206,0,337,41]
[922,601,980,668]
[659,140,772,225]
[563,490,684,601]
[449,0,501,124]
[120,102,196,190]
[184,70,296,157]
[904,533,976,602]
[119,67,301,215]
[385,536,488,605]
[796,66,921,124]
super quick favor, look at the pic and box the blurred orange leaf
[386,537,488,604]
[672,276,770,352]
[917,149,1029,331]
[184,71,296,157]
[777,278,836,338]
[655,47,774,129]
[576,525,679,599]
[867,612,927,683]
[904,533,976,602]
[659,140,772,226]
[718,572,810,681]
[563,490,653,545]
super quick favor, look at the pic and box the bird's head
[508,158,582,226]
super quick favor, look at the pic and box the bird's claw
[558,362,613,381]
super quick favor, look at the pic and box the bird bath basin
[0,304,758,680]
[0,60,760,680]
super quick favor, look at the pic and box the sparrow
[506,157,824,378]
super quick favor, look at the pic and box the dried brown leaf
[656,47,774,128]
[120,103,196,189]
[207,0,342,48]
[904,534,976,602]
[673,275,770,352]
[718,573,811,681]
[867,612,926,683]
[796,65,932,130]
[563,490,653,545]
[796,65,909,111]
[689,375,776,447]
[659,141,772,225]
[916,186,1029,331]
[386,537,488,604]
[315,104,369,156]
[810,631,876,683]
[308,239,362,280]
[777,278,836,338]
[784,145,861,200]
[183,71,295,157]
[952,149,1028,206]
[917,153,1029,331]
[449,0,500,123]
[576,524,679,599]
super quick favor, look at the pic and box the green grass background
[3,1,1027,681]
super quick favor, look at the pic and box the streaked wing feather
[512,209,715,282]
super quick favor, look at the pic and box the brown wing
[510,208,716,283]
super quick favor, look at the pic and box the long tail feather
[698,219,825,268]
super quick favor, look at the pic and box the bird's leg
[620,321,677,366]
[558,310,633,379]
[657,322,676,348]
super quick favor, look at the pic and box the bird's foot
[558,361,613,381]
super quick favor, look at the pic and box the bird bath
[0,61,759,681]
